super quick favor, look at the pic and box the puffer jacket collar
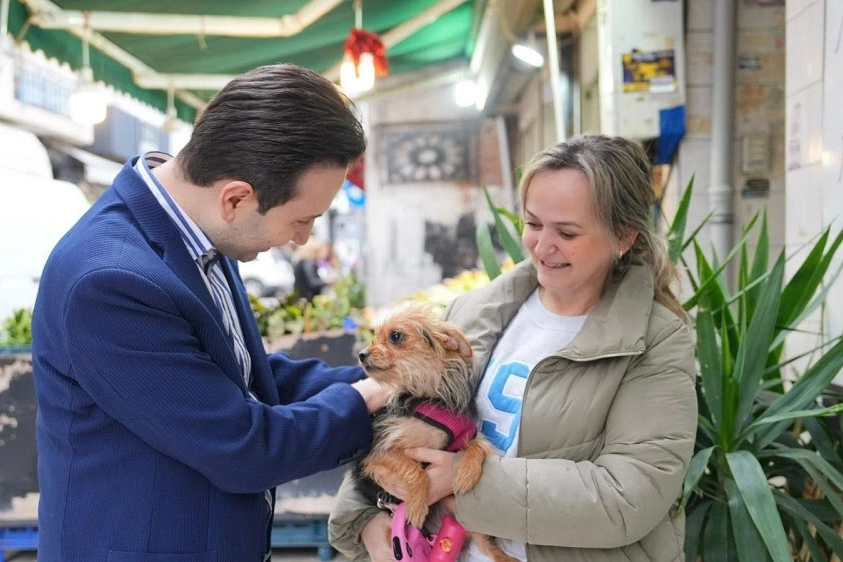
[468,259,655,366]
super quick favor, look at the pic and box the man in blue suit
[31,64,387,562]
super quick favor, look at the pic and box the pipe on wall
[708,0,736,265]
[543,0,565,142]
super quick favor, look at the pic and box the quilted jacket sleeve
[454,321,698,547]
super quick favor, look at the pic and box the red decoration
[343,28,388,77]
[347,156,365,189]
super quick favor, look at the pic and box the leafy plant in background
[250,272,368,338]
[475,186,524,280]
[669,181,843,561]
[0,308,33,347]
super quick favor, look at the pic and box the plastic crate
[271,516,333,561]
[0,526,38,562]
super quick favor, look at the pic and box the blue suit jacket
[31,159,373,562]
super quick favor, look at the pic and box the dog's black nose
[358,350,370,362]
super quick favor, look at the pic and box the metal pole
[708,0,736,267]
[543,0,565,142]
[1,0,10,43]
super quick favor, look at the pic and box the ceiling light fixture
[339,0,387,96]
[454,78,477,108]
[69,15,107,125]
[511,43,545,68]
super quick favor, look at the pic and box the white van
[0,123,90,323]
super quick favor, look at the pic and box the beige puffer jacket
[329,261,698,561]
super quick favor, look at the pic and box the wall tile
[786,1,825,95]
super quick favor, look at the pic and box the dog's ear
[432,325,473,359]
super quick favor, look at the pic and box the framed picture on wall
[378,122,477,184]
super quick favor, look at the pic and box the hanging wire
[197,14,207,50]
[82,11,91,69]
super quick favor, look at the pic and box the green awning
[8,0,482,122]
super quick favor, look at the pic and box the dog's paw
[452,438,491,493]
[405,497,430,529]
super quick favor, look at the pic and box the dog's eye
[389,331,404,344]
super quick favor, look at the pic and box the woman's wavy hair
[518,135,687,322]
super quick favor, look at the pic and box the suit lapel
[113,159,247,392]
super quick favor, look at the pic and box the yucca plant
[668,181,843,561]
[475,186,524,280]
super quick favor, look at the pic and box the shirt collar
[134,152,218,267]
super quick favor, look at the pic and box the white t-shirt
[463,289,587,562]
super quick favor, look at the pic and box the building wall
[361,79,512,307]
[785,0,843,380]
[672,0,786,270]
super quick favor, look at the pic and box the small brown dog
[352,304,514,562]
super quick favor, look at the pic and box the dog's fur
[352,305,515,562]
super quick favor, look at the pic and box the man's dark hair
[177,64,366,214]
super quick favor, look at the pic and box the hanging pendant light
[69,15,107,125]
[340,0,387,96]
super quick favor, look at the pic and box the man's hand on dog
[351,377,389,413]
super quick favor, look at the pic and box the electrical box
[597,0,686,139]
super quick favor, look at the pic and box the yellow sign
[622,49,677,93]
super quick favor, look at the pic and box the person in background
[329,135,698,562]
[293,237,330,301]
[31,63,388,562]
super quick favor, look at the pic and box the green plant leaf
[790,516,828,562]
[684,500,710,562]
[775,492,843,557]
[772,256,843,350]
[802,416,843,472]
[725,478,767,562]
[475,221,501,280]
[725,451,791,562]
[696,303,724,435]
[746,209,770,318]
[494,207,523,236]
[483,186,524,263]
[666,175,694,264]
[762,448,843,517]
[747,402,843,429]
[703,500,741,562]
[754,335,843,450]
[779,228,843,330]
[680,446,715,511]
[732,252,784,439]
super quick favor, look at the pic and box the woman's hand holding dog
[361,511,394,562]
[375,447,456,506]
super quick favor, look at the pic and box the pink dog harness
[410,401,477,452]
[391,401,476,562]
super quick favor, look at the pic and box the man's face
[214,164,347,262]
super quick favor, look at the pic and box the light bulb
[340,52,375,96]
[511,43,545,68]
[69,67,107,125]
[454,79,477,108]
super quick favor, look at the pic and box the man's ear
[218,180,255,222]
